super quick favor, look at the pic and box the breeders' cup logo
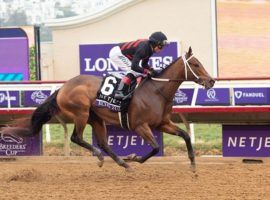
[0,133,23,144]
[206,89,217,100]
[31,91,48,104]
[0,92,17,103]
[174,90,188,103]
[234,91,242,99]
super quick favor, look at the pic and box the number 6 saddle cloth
[95,73,141,130]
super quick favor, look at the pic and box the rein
[148,54,200,102]
[151,54,199,82]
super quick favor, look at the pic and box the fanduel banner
[79,42,178,76]
[234,88,270,105]
[223,125,270,157]
[196,88,230,105]
[92,125,163,156]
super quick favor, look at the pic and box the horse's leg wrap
[71,133,104,164]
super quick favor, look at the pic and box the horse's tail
[0,90,60,137]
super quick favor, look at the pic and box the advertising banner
[0,132,42,156]
[222,125,270,157]
[23,90,50,107]
[0,91,20,107]
[0,28,29,81]
[173,89,194,105]
[79,42,179,77]
[234,88,270,105]
[92,125,163,156]
[196,88,230,105]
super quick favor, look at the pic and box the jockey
[109,31,169,99]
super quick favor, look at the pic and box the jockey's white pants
[109,46,143,77]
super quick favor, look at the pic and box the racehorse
[1,47,215,170]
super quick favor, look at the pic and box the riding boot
[114,78,130,100]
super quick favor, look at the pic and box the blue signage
[0,91,20,107]
[79,42,178,77]
[196,88,230,105]
[0,132,42,156]
[92,125,163,156]
[223,125,270,157]
[234,88,270,105]
[23,90,51,107]
[173,89,194,105]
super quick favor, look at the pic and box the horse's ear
[187,46,193,57]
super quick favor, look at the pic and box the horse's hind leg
[88,112,130,170]
[70,117,104,167]
[157,120,195,167]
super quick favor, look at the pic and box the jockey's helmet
[149,31,169,48]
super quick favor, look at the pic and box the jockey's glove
[144,68,157,78]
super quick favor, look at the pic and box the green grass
[42,123,222,155]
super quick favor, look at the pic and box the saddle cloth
[95,73,138,130]
[95,73,126,112]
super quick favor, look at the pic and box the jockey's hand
[144,68,156,78]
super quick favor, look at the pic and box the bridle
[151,54,200,82]
[148,54,201,102]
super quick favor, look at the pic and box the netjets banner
[92,125,163,156]
[79,42,179,76]
[222,125,270,157]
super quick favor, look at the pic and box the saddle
[95,73,142,130]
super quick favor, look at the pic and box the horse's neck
[154,58,185,101]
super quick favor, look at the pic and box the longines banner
[79,42,179,76]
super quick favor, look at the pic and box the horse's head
[183,47,215,89]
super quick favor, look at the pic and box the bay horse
[1,47,215,170]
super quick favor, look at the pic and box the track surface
[0,156,269,200]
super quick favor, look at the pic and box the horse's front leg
[157,120,195,167]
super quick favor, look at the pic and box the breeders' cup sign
[0,132,42,156]
[234,88,270,105]
[79,42,178,76]
[92,125,163,156]
[223,125,270,157]
[23,90,50,107]
[173,89,194,105]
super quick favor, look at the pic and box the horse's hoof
[125,166,134,173]
[97,160,104,168]
[124,153,137,162]
[190,163,196,172]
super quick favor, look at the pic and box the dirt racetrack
[0,156,269,200]
[1,1,270,200]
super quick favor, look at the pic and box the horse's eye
[194,64,200,68]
